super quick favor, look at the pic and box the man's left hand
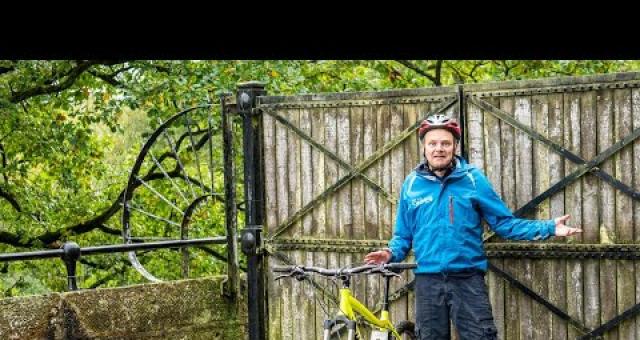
[554,214,583,236]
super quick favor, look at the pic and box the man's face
[423,129,456,170]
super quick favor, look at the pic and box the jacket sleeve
[473,170,555,240]
[388,179,413,262]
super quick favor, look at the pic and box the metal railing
[0,237,229,291]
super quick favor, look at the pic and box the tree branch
[496,60,521,77]
[434,60,443,86]
[0,142,7,184]
[88,70,120,87]
[88,66,133,87]
[0,186,21,212]
[467,61,487,82]
[0,65,15,75]
[446,62,466,84]
[0,230,29,248]
[9,60,123,103]
[97,224,122,236]
[395,60,439,84]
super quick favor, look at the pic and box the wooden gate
[259,72,640,339]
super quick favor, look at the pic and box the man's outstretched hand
[554,214,583,236]
[364,249,391,265]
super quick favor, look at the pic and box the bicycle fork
[323,276,399,340]
[323,316,356,340]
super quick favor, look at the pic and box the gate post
[237,81,266,340]
[457,84,468,160]
[221,92,240,300]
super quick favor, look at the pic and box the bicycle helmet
[418,114,461,141]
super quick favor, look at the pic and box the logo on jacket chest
[410,195,433,208]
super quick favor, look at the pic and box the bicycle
[273,262,417,340]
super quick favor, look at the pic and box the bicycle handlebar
[272,262,417,277]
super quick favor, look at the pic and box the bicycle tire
[392,320,416,340]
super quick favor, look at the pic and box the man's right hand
[364,249,392,264]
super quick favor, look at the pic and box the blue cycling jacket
[388,156,556,273]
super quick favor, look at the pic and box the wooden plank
[275,108,292,340]
[263,111,282,340]
[564,92,584,340]
[597,88,617,340]
[311,106,328,338]
[335,105,355,335]
[337,106,352,239]
[352,106,365,242]
[300,108,313,236]
[468,94,485,170]
[615,88,636,340]
[363,103,381,331]
[325,107,339,241]
[499,97,519,340]
[287,107,302,239]
[376,101,392,337]
[515,95,534,340]
[483,96,505,338]
[275,110,290,236]
[364,104,379,241]
[378,103,393,241]
[580,90,600,333]
[286,108,304,339]
[484,96,503,197]
[486,260,505,340]
[547,92,567,340]
[299,106,315,340]
[324,106,340,332]
[531,94,551,340]
[530,259,550,340]
[350,106,368,336]
[389,103,407,323]
[499,96,517,212]
[404,101,424,324]
[633,88,640,340]
[504,259,520,340]
[280,251,294,340]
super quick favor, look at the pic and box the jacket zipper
[449,195,454,224]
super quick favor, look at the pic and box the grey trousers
[414,271,498,340]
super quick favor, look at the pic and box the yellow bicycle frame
[337,288,401,339]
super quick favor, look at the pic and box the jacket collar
[415,155,469,181]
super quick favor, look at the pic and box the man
[364,114,582,339]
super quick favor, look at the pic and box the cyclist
[364,114,582,339]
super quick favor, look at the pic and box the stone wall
[0,276,247,339]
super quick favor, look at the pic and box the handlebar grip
[346,264,377,274]
[385,263,417,271]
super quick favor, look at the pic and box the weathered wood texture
[261,73,640,339]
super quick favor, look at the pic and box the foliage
[1,60,638,296]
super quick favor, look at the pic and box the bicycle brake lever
[382,269,402,278]
[274,274,289,281]
[275,271,307,281]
